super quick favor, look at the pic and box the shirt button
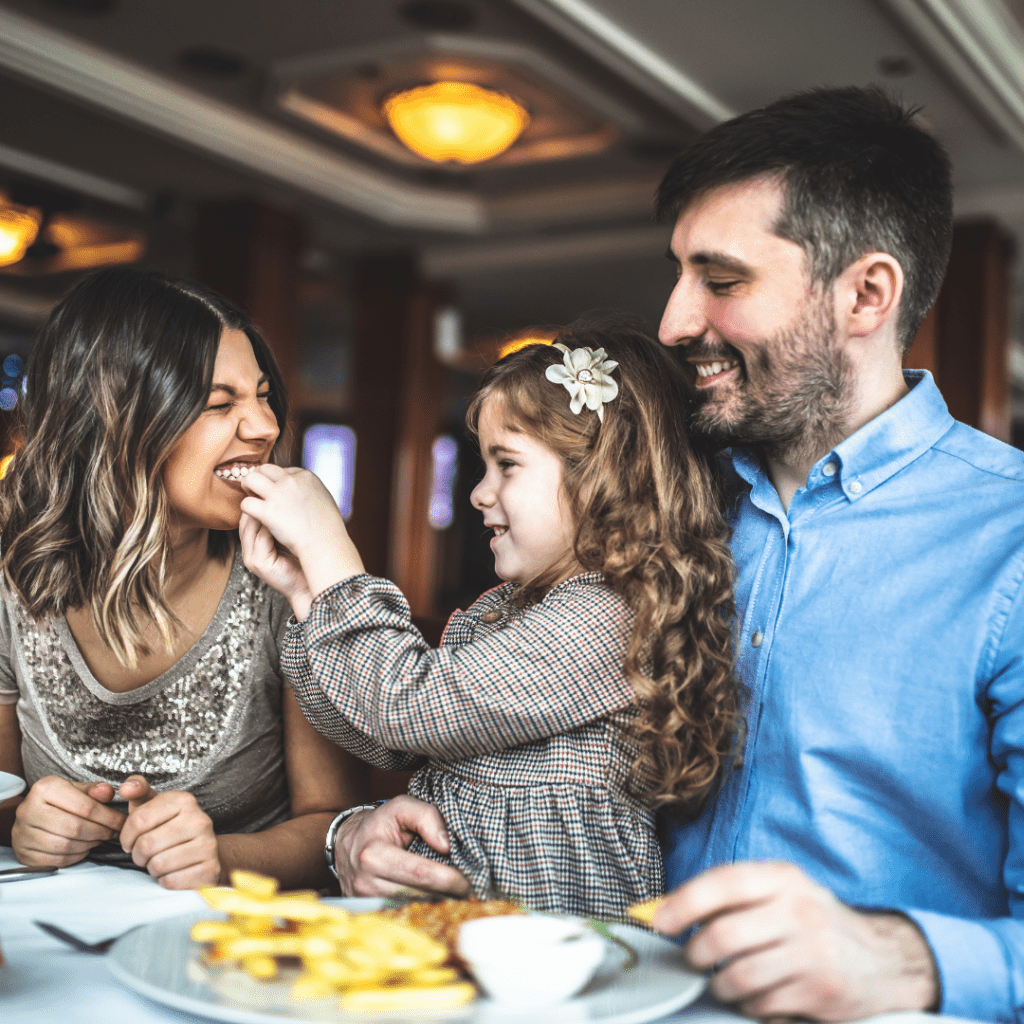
[849,481,863,495]
[822,462,837,477]
[751,631,764,648]
[480,609,503,623]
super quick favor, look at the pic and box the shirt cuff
[0,688,18,705]
[906,908,1013,1021]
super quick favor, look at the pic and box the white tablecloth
[0,846,981,1024]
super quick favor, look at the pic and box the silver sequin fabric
[2,550,292,836]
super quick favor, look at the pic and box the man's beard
[689,295,852,467]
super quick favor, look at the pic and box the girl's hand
[12,775,126,867]
[239,511,313,619]
[240,466,365,598]
[118,775,221,889]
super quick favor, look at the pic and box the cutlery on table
[33,920,134,954]
[0,865,58,882]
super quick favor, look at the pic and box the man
[334,87,1024,1022]
[651,85,1024,1022]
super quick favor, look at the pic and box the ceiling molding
[0,140,148,211]
[507,0,735,131]
[0,7,487,233]
[877,0,1024,152]
[421,222,670,277]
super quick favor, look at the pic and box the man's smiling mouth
[694,359,740,378]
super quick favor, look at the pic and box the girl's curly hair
[467,318,739,813]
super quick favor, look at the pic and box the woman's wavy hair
[0,265,287,667]
[467,319,739,813]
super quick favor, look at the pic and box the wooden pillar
[389,282,448,618]
[915,219,1014,441]
[194,200,304,443]
[349,260,446,803]
[903,304,937,377]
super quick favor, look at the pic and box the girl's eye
[258,390,271,401]
[206,402,231,412]
[498,460,515,471]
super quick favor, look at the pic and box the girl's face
[163,326,280,535]
[470,395,575,586]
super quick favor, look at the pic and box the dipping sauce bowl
[457,913,606,1008]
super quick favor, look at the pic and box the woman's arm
[215,686,371,888]
[0,701,23,844]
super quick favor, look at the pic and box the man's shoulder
[930,420,1024,484]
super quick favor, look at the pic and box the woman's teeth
[493,526,507,536]
[695,359,739,378]
[216,463,257,481]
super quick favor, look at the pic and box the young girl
[239,321,738,917]
[0,266,367,889]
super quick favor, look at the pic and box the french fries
[627,896,665,925]
[190,870,476,1011]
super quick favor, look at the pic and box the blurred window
[302,423,357,520]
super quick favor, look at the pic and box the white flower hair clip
[544,343,619,422]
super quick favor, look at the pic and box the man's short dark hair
[656,86,953,352]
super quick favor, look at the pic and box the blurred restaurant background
[0,0,1022,640]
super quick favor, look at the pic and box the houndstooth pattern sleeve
[281,619,425,771]
[284,573,635,761]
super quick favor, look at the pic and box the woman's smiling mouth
[214,460,262,485]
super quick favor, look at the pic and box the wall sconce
[0,202,41,267]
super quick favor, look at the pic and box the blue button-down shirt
[661,371,1024,1022]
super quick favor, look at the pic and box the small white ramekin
[457,913,607,1008]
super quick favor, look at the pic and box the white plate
[107,904,705,1024]
[0,770,25,802]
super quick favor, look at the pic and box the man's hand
[334,795,471,898]
[12,775,126,867]
[651,861,939,1021]
[118,775,221,889]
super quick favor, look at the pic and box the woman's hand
[240,466,365,600]
[118,775,221,889]
[239,511,313,619]
[12,775,126,867]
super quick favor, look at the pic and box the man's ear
[837,253,904,339]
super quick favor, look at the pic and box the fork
[34,920,134,954]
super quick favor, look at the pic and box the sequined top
[0,549,292,836]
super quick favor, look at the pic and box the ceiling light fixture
[383,82,529,164]
[0,202,41,267]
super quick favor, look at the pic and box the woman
[0,266,368,889]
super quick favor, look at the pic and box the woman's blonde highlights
[0,267,287,667]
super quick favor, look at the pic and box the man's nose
[659,277,706,347]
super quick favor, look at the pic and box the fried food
[190,870,475,1011]
[382,897,525,964]
[626,896,665,925]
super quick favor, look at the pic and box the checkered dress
[282,572,665,917]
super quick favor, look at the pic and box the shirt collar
[727,370,955,504]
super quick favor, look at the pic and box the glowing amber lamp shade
[383,82,529,164]
[0,204,41,267]
[499,335,555,359]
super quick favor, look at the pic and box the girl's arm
[288,575,636,762]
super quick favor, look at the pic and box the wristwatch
[324,800,387,880]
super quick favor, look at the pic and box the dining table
[0,844,983,1024]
